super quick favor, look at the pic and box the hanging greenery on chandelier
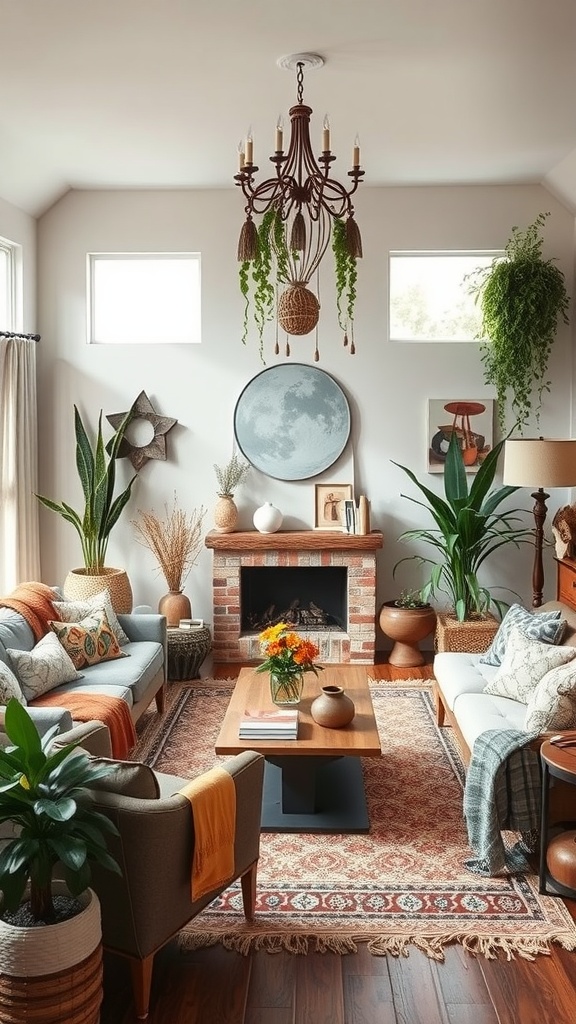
[235,54,363,362]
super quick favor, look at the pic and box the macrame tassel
[290,212,306,252]
[350,324,356,355]
[343,332,348,348]
[314,322,319,362]
[274,341,279,355]
[346,216,363,258]
[285,338,291,357]
[237,218,258,261]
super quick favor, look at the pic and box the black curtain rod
[0,331,41,341]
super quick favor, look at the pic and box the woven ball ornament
[277,285,320,336]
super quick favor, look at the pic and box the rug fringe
[178,929,576,960]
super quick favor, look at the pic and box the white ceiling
[1,0,576,217]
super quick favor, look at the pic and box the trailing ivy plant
[332,217,358,348]
[239,209,280,358]
[468,212,570,432]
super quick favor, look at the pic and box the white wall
[36,185,575,648]
[0,195,36,330]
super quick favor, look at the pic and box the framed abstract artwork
[314,484,353,529]
[428,399,495,474]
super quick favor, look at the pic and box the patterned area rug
[132,680,576,959]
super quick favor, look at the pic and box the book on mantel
[239,708,299,740]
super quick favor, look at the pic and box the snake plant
[37,406,137,573]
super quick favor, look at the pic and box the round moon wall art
[234,364,351,480]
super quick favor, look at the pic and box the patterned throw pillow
[7,633,82,701]
[0,661,27,706]
[49,607,127,670]
[524,661,576,733]
[483,625,576,704]
[479,603,566,667]
[53,589,130,646]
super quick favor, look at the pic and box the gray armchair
[86,751,265,1019]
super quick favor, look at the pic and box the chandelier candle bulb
[237,141,245,170]
[275,117,283,151]
[353,136,360,168]
[322,115,330,151]
[245,131,253,165]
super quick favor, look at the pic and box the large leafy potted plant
[37,405,137,611]
[392,433,532,650]
[468,212,570,432]
[0,698,120,1021]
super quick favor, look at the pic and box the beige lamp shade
[503,439,576,488]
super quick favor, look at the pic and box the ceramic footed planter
[379,601,437,667]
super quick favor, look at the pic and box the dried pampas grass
[133,494,206,592]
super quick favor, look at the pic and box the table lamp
[503,438,576,607]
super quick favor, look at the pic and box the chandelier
[235,53,364,361]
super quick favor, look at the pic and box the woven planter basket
[63,567,133,614]
[434,611,499,653]
[0,884,102,1024]
[277,285,320,336]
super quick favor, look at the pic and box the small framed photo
[314,484,353,529]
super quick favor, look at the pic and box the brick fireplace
[205,530,383,664]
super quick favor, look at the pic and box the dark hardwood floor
[100,661,576,1023]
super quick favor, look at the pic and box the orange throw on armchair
[33,691,137,759]
[179,766,236,900]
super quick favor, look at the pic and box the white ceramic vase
[253,502,283,533]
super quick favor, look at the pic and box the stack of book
[239,708,299,740]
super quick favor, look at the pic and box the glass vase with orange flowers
[256,622,323,705]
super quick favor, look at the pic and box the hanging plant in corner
[468,212,570,432]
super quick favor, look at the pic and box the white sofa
[433,600,576,765]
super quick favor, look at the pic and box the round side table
[167,626,212,681]
[539,736,576,898]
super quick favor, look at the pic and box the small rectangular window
[389,251,502,342]
[88,253,201,344]
[0,237,18,331]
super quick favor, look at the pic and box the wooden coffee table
[215,666,382,833]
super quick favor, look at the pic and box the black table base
[261,754,369,833]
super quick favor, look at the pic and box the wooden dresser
[555,557,576,611]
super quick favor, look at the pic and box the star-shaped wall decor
[106,390,178,471]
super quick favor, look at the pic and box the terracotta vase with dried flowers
[132,495,206,626]
[213,453,251,533]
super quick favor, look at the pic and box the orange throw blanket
[33,691,136,759]
[179,767,236,901]
[0,581,61,641]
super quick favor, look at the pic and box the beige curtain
[0,336,41,591]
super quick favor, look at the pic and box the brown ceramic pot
[158,590,192,628]
[310,685,355,728]
[379,600,437,667]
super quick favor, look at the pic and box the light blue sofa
[0,606,167,745]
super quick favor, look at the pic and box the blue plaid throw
[463,728,541,876]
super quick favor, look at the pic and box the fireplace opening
[240,566,347,633]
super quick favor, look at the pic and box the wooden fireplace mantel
[204,530,383,552]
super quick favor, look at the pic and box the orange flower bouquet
[256,622,323,704]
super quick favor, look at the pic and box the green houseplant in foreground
[37,405,137,574]
[0,698,120,922]
[392,433,532,622]
[468,212,570,431]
